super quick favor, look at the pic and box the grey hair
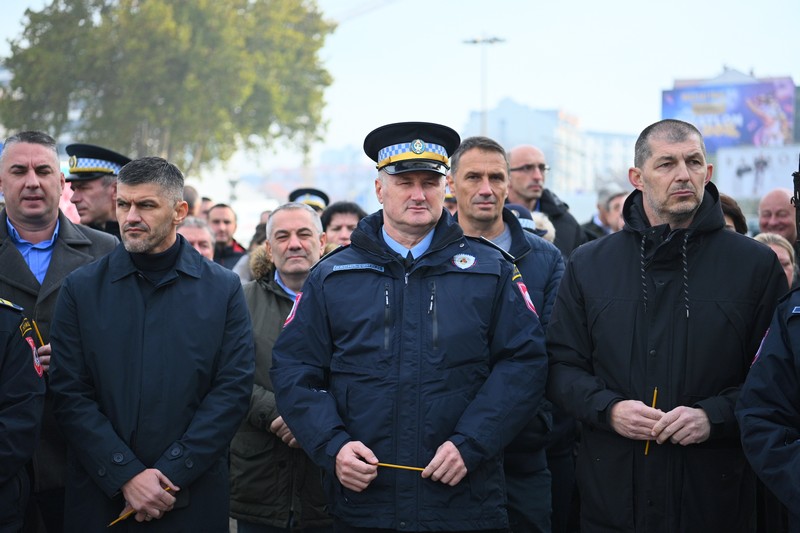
[178,215,215,245]
[266,202,323,238]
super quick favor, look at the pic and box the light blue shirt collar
[6,217,60,285]
[6,217,60,246]
[274,269,297,300]
[382,225,435,260]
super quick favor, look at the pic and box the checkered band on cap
[70,156,124,175]
[378,141,448,165]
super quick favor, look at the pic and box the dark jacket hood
[622,181,724,237]
[621,181,724,317]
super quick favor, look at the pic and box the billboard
[715,144,800,199]
[662,78,795,153]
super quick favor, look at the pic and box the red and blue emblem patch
[25,336,44,377]
[284,293,303,327]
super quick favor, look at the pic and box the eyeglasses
[509,163,550,174]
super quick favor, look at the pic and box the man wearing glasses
[508,145,586,258]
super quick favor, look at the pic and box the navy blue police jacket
[0,300,45,527]
[271,210,548,531]
[737,288,800,527]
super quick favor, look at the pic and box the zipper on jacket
[429,281,438,351]
[384,283,391,351]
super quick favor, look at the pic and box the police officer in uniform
[65,143,131,239]
[271,122,548,532]
[737,285,800,529]
[288,188,329,214]
[0,298,46,532]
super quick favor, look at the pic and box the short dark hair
[117,156,184,204]
[719,193,748,234]
[320,201,367,231]
[634,119,706,168]
[0,131,58,165]
[449,136,508,176]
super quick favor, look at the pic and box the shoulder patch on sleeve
[24,336,44,377]
[515,279,538,316]
[284,293,303,327]
[751,328,770,366]
[18,317,33,338]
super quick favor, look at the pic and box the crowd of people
[1,118,799,533]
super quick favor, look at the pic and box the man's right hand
[335,441,378,492]
[269,416,300,448]
[37,343,52,373]
[120,468,179,522]
[609,399,664,440]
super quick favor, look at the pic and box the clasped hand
[119,468,179,522]
[335,440,468,492]
[609,400,710,446]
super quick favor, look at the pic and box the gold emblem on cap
[411,139,426,154]
[68,155,77,170]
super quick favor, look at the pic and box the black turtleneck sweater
[129,237,182,290]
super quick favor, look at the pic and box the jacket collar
[537,189,570,217]
[108,234,204,282]
[622,181,724,237]
[350,209,464,262]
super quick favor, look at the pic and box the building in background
[662,67,798,203]
[663,68,795,154]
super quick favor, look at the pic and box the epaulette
[464,235,517,262]
[0,298,23,312]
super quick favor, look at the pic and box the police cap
[289,188,330,211]
[363,121,460,176]
[66,143,131,182]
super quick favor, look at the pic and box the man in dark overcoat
[49,156,254,531]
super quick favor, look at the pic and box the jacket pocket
[229,430,282,504]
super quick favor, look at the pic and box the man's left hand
[651,406,711,446]
[422,441,467,486]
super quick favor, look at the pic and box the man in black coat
[49,156,254,531]
[547,119,786,532]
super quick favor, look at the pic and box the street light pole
[463,35,505,136]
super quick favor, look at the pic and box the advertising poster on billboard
[662,78,795,153]
[715,144,800,199]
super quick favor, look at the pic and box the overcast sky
[3,0,799,169]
